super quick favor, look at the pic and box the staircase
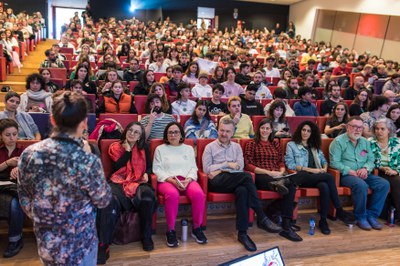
[0,40,58,109]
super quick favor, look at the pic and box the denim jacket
[284,141,327,170]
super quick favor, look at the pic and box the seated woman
[134,70,155,95]
[18,73,53,113]
[285,121,355,234]
[386,104,400,137]
[324,102,349,138]
[69,57,96,81]
[171,83,196,116]
[97,81,137,115]
[149,83,172,114]
[0,119,25,258]
[98,69,120,95]
[360,96,389,138]
[40,68,60,93]
[244,118,302,242]
[96,122,157,263]
[65,65,97,95]
[153,122,207,247]
[349,89,369,116]
[369,118,400,222]
[184,100,218,143]
[0,91,40,140]
[267,100,291,138]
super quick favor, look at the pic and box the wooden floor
[1,213,400,266]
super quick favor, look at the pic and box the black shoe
[291,224,301,232]
[319,219,331,235]
[336,208,356,225]
[97,243,110,265]
[166,230,179,247]
[257,217,282,233]
[279,228,303,242]
[3,239,23,258]
[270,180,289,195]
[142,237,154,251]
[238,233,257,252]
[192,227,208,244]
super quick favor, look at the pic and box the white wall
[289,0,400,40]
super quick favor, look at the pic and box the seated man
[207,84,228,115]
[320,83,342,116]
[240,84,264,116]
[235,63,252,86]
[123,58,143,83]
[250,71,272,100]
[344,76,365,100]
[40,49,65,68]
[331,59,351,88]
[202,118,281,252]
[293,87,318,116]
[140,94,176,142]
[148,53,168,73]
[329,116,390,231]
[221,96,254,139]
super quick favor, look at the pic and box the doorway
[53,6,84,39]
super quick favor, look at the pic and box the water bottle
[181,219,188,242]
[390,207,396,225]
[308,217,315,235]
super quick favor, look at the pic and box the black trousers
[379,171,400,219]
[291,171,341,218]
[208,172,265,231]
[97,183,157,244]
[255,174,297,219]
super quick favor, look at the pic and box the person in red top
[244,118,302,242]
[97,81,137,115]
[0,119,25,258]
[331,59,351,88]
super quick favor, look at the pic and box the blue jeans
[9,198,24,242]
[341,174,390,220]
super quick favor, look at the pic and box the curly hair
[292,120,321,150]
[26,73,45,90]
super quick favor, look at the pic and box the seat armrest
[198,171,208,194]
[150,173,158,194]
[328,168,340,187]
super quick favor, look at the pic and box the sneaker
[166,230,179,247]
[356,219,372,231]
[336,208,356,225]
[192,227,208,244]
[3,239,23,258]
[367,217,383,230]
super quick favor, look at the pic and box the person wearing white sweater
[153,122,207,247]
[191,72,212,98]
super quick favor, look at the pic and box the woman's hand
[167,177,185,191]
[122,140,131,152]
[10,167,19,180]
[181,178,192,188]
[82,140,91,153]
[142,173,148,183]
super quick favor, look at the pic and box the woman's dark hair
[144,93,162,113]
[26,73,45,90]
[176,82,190,100]
[368,95,389,112]
[329,102,349,124]
[141,70,155,88]
[51,91,88,133]
[74,65,90,83]
[387,103,400,122]
[120,121,145,150]
[163,122,185,144]
[0,118,19,135]
[191,100,211,125]
[5,91,20,102]
[268,100,287,123]
[292,120,321,150]
[353,88,370,108]
[254,118,274,144]
[212,66,225,80]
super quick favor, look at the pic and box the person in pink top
[221,67,245,98]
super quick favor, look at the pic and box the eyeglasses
[127,129,141,135]
[348,124,364,131]
[167,130,181,135]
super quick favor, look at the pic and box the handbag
[112,210,142,245]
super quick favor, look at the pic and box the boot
[279,218,303,242]
[269,179,289,195]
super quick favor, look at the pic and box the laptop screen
[219,246,284,266]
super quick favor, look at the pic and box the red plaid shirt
[244,139,285,172]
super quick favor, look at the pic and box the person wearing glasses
[153,122,207,248]
[329,116,390,231]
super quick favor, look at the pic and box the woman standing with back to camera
[18,91,112,265]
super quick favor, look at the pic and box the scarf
[26,90,51,101]
[109,142,146,198]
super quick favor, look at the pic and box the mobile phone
[174,176,186,189]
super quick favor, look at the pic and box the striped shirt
[140,113,176,141]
